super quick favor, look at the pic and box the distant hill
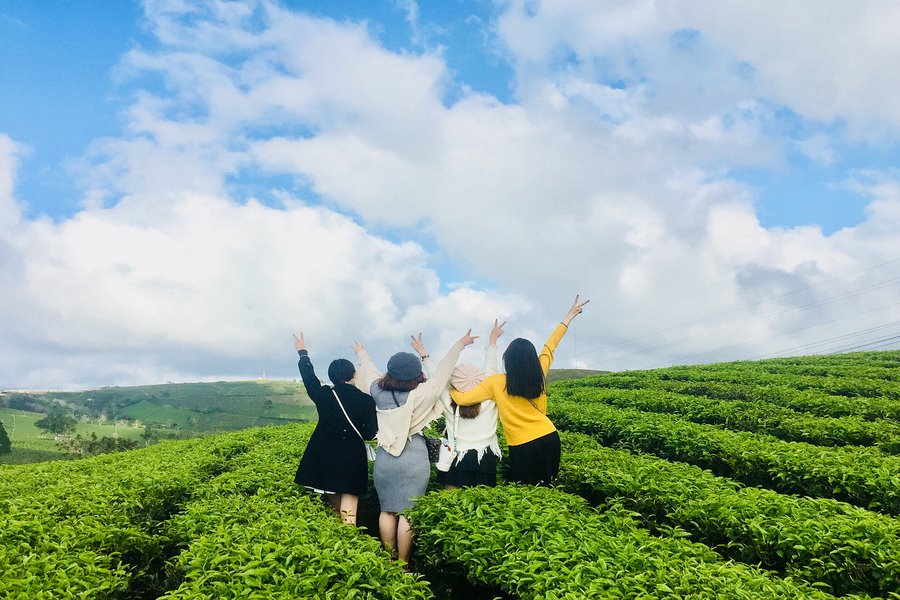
[0,380,315,433]
[0,369,599,439]
[547,368,606,383]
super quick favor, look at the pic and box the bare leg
[339,494,359,526]
[326,494,341,516]
[379,511,398,558]
[397,515,414,563]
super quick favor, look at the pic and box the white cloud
[497,0,900,134]
[2,159,523,388]
[667,1,900,137]
[3,0,900,388]
[0,135,23,230]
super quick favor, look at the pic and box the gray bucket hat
[386,351,423,381]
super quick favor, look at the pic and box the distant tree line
[57,432,138,456]
[0,393,51,413]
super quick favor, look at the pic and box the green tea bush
[557,431,900,597]
[550,399,900,514]
[555,351,900,419]
[0,425,312,598]
[408,485,840,599]
[162,493,430,599]
[561,386,900,451]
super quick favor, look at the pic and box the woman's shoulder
[336,383,373,400]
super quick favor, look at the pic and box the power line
[756,321,900,359]
[598,276,900,367]
[828,333,900,355]
[577,256,900,359]
[864,339,900,351]
[661,300,900,365]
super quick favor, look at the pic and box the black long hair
[328,359,356,385]
[503,338,544,399]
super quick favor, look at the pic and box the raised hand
[352,340,365,355]
[458,329,479,348]
[292,332,307,352]
[562,294,590,326]
[410,333,428,358]
[489,319,506,346]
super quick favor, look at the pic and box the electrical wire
[828,333,900,354]
[576,256,900,359]
[597,276,900,367]
[660,299,900,365]
[756,322,900,358]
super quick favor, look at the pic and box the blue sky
[3,0,888,233]
[1,0,899,388]
[2,0,515,220]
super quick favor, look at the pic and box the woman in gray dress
[353,330,477,563]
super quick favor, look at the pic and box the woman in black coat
[292,332,377,525]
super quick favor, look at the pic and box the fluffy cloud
[497,0,900,134]
[0,135,23,230]
[3,0,900,388]
[0,185,522,388]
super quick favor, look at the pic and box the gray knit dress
[370,385,431,512]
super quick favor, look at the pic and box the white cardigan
[355,341,465,457]
[426,345,501,462]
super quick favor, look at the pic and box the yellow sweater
[450,323,568,446]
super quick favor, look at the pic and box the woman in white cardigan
[412,320,505,489]
[353,329,477,563]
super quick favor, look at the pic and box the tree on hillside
[59,432,138,456]
[34,412,78,436]
[141,425,158,446]
[0,421,11,455]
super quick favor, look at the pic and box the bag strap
[446,404,460,448]
[332,389,366,443]
[390,390,401,408]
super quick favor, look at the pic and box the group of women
[291,295,589,563]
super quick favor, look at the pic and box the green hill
[0,380,316,464]
[1,380,314,427]
[4,370,596,433]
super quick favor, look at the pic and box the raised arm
[539,295,589,374]
[410,333,434,377]
[352,340,382,393]
[484,319,505,375]
[412,332,454,411]
[416,329,478,398]
[293,332,326,402]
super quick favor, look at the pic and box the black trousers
[507,430,561,486]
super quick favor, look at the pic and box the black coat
[293,351,377,495]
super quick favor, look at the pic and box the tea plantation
[2,351,899,598]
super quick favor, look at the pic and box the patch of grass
[1,381,317,464]
[117,400,196,428]
[0,408,146,465]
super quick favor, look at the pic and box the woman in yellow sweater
[450,295,589,485]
